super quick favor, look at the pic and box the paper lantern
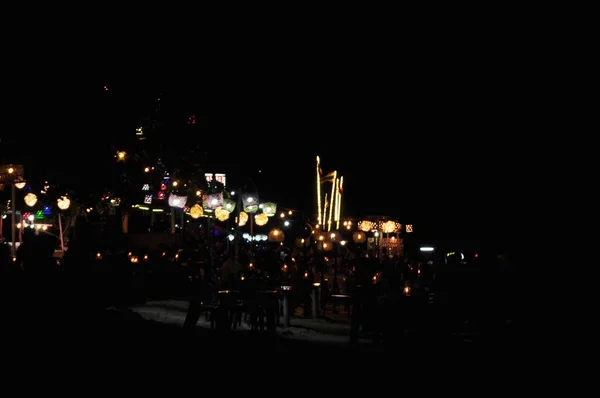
[223,198,236,212]
[254,213,268,226]
[204,192,223,210]
[168,193,187,208]
[295,238,310,248]
[268,228,284,242]
[262,202,277,217]
[238,211,248,226]
[381,220,400,233]
[215,206,230,221]
[24,193,38,207]
[15,182,26,189]
[406,224,413,233]
[242,193,259,213]
[57,196,71,210]
[189,204,203,219]
[353,231,366,243]
[358,220,375,232]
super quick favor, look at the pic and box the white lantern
[242,193,259,213]
[204,192,223,210]
[57,196,71,210]
[24,193,38,207]
[168,193,187,208]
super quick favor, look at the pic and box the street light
[57,196,71,253]
[0,164,24,257]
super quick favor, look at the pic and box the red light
[474,253,479,258]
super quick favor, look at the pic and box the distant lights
[420,246,435,252]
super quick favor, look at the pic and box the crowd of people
[0,217,516,348]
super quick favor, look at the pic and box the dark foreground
[2,307,518,358]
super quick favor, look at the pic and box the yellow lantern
[57,196,71,210]
[24,193,38,207]
[189,204,203,219]
[238,211,248,226]
[381,220,400,233]
[358,220,374,232]
[268,228,284,242]
[215,206,230,221]
[254,213,268,226]
[15,182,26,189]
[352,231,366,243]
[406,224,413,233]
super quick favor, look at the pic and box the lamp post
[0,165,24,257]
[56,196,71,253]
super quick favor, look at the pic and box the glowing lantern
[15,182,26,189]
[358,220,374,232]
[238,211,248,226]
[116,151,126,161]
[381,220,400,233]
[242,193,259,213]
[406,224,413,233]
[157,191,166,200]
[262,202,277,217]
[189,204,203,219]
[254,213,268,226]
[295,238,309,248]
[222,198,236,212]
[317,241,332,251]
[215,206,230,221]
[268,228,284,242]
[204,192,223,210]
[57,196,71,210]
[24,193,38,207]
[353,231,366,243]
[168,193,187,208]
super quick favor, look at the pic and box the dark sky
[1,50,524,243]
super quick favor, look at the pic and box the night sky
[1,58,523,245]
